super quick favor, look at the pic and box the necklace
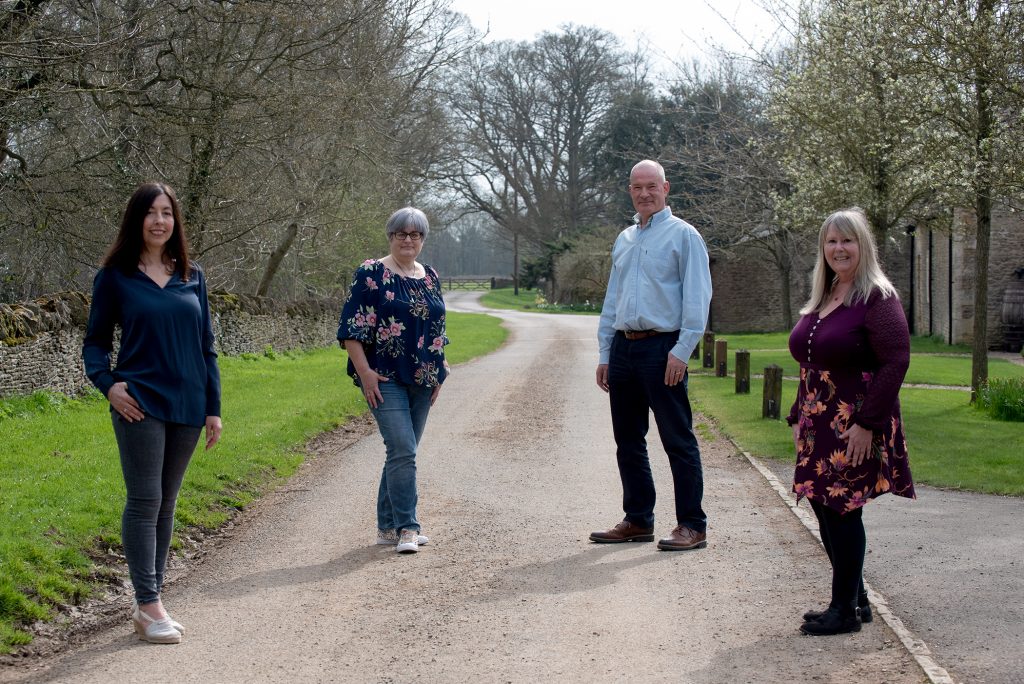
[391,258,418,279]
[830,274,854,302]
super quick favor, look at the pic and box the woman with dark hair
[787,207,915,636]
[338,207,449,554]
[83,182,222,644]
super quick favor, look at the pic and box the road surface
[5,292,936,683]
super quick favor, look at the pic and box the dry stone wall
[0,291,341,398]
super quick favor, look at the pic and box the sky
[447,0,788,71]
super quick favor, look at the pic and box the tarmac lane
[763,455,1024,684]
[6,291,934,683]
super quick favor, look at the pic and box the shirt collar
[633,205,672,229]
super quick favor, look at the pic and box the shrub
[975,377,1024,422]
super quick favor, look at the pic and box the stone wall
[907,225,957,343]
[708,245,809,333]
[907,206,1024,349]
[0,291,341,398]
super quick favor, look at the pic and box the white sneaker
[376,529,428,546]
[396,528,421,554]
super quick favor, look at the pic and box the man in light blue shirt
[590,159,712,551]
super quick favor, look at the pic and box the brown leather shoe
[589,520,655,543]
[657,525,707,551]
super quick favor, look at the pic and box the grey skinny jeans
[111,414,201,605]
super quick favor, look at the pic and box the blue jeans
[111,414,201,604]
[607,331,706,532]
[370,381,433,532]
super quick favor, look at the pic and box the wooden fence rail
[442,277,496,291]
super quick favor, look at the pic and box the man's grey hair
[630,159,666,184]
[385,207,430,239]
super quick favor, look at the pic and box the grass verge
[694,334,1024,386]
[0,311,506,652]
[480,287,600,314]
[688,375,1024,497]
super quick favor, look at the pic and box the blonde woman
[786,207,915,636]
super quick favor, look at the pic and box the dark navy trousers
[607,331,706,532]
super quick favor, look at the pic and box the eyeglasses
[391,231,423,242]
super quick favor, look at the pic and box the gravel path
[4,293,932,683]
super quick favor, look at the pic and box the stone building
[906,205,1024,351]
[706,232,913,335]
[705,206,1022,351]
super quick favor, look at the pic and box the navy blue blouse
[82,264,221,427]
[337,260,449,387]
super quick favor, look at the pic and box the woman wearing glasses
[337,207,449,553]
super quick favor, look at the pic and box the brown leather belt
[623,329,663,340]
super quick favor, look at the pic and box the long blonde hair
[800,207,897,315]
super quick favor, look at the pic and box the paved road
[4,292,959,683]
[762,458,1024,684]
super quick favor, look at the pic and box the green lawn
[687,329,1024,498]
[0,311,507,652]
[694,334,1024,387]
[480,287,600,314]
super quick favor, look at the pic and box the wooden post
[735,350,750,393]
[702,332,715,368]
[715,340,728,377]
[762,364,783,419]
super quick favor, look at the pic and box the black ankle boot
[800,607,861,636]
[803,595,872,624]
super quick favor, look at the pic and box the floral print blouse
[337,259,449,388]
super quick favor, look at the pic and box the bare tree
[442,24,630,293]
[0,0,474,299]
[658,60,808,329]
[1,0,150,296]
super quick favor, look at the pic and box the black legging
[810,499,867,614]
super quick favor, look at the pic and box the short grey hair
[385,207,430,239]
[630,159,667,184]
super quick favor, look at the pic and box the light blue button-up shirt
[598,206,712,364]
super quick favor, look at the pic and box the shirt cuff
[670,343,692,362]
[95,374,115,398]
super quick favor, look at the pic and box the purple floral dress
[787,290,915,514]
[337,259,449,388]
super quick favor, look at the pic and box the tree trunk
[513,231,520,296]
[779,261,794,331]
[970,0,995,402]
[971,195,991,402]
[256,222,298,297]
